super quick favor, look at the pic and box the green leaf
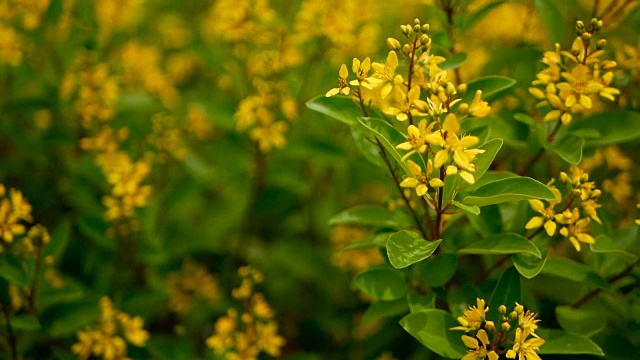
[407,292,436,313]
[546,135,584,164]
[463,76,517,102]
[400,309,467,358]
[571,110,640,146]
[536,329,604,355]
[343,232,393,251]
[458,232,541,258]
[513,248,548,279]
[350,124,384,167]
[387,231,442,269]
[352,267,407,301]
[0,254,30,287]
[44,220,71,262]
[555,306,605,337]
[329,205,412,228]
[541,258,608,287]
[306,95,362,126]
[590,234,638,260]
[10,314,41,331]
[488,267,521,322]
[358,117,426,176]
[460,1,506,32]
[514,113,543,132]
[362,298,409,325]
[461,176,556,207]
[439,52,468,70]
[451,200,480,215]
[414,253,457,287]
[534,0,564,44]
[466,204,502,237]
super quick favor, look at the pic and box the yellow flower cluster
[330,225,384,272]
[94,0,145,46]
[529,18,619,125]
[72,297,150,360]
[166,259,221,314]
[525,166,602,251]
[206,266,285,360]
[451,299,544,360]
[0,184,32,246]
[0,1,50,66]
[147,112,189,162]
[326,18,491,197]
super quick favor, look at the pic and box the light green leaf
[461,176,556,207]
[555,306,605,337]
[537,329,604,355]
[439,52,467,70]
[400,309,467,358]
[358,117,426,176]
[10,315,41,331]
[488,267,521,322]
[352,267,407,301]
[545,135,584,164]
[534,0,564,44]
[329,205,412,228]
[350,124,384,167]
[343,232,393,251]
[590,234,638,260]
[458,232,541,258]
[451,200,480,215]
[513,248,548,279]
[306,95,362,126]
[541,258,608,288]
[362,298,409,325]
[387,231,442,269]
[413,253,457,287]
[463,76,517,102]
[407,292,436,313]
[571,110,640,146]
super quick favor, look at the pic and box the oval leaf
[352,267,407,301]
[343,232,394,251]
[571,110,640,146]
[555,306,605,337]
[461,176,556,207]
[387,231,442,269]
[547,135,584,164]
[400,309,467,358]
[463,76,517,102]
[362,298,409,325]
[534,0,564,44]
[329,205,412,228]
[439,52,468,70]
[350,124,384,167]
[413,253,457,287]
[488,267,521,322]
[458,232,541,258]
[536,329,604,355]
[541,258,608,288]
[513,248,548,279]
[306,95,361,126]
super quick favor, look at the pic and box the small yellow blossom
[468,90,491,117]
[451,298,489,332]
[461,329,498,360]
[326,64,351,97]
[506,328,545,360]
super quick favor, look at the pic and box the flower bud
[413,24,421,33]
[509,311,517,320]
[414,18,421,25]
[402,44,412,54]
[576,20,585,30]
[445,82,456,96]
[502,322,511,331]
[591,18,598,28]
[457,103,469,115]
[499,305,507,314]
[419,34,430,45]
[401,25,409,36]
[421,24,430,33]
[581,32,592,42]
[596,20,603,31]
[596,39,606,50]
[485,321,496,332]
[514,303,524,314]
[387,37,401,50]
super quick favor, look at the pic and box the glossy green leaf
[451,200,480,215]
[541,258,608,288]
[571,110,640,146]
[343,232,393,251]
[387,231,442,269]
[306,95,362,126]
[352,267,407,301]
[513,248,548,279]
[350,124,384,167]
[547,135,584,164]
[488,267,521,322]
[329,205,412,228]
[400,309,467,358]
[414,253,457,287]
[458,232,541,258]
[359,117,426,176]
[11,315,41,331]
[466,204,502,237]
[590,234,638,260]
[463,76,517,102]
[556,306,605,337]
[362,298,409,325]
[407,292,436,313]
[461,176,556,207]
[537,329,604,355]
[460,1,506,32]
[439,52,468,70]
[534,0,564,44]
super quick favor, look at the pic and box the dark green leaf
[555,306,605,337]
[0,254,30,287]
[461,176,556,207]
[537,329,604,355]
[571,110,640,146]
[352,267,407,301]
[414,253,457,287]
[488,267,521,322]
[44,220,71,262]
[541,258,608,288]
[343,232,393,251]
[534,0,565,44]
[400,309,467,358]
[466,204,502,237]
[513,248,548,279]
[306,95,362,126]
[362,298,409,325]
[460,1,506,32]
[10,314,41,331]
[463,76,517,102]
[546,135,584,164]
[387,231,442,269]
[350,124,384,167]
[458,232,541,258]
[590,234,638,260]
[440,52,468,70]
[329,205,412,228]
[407,292,436,313]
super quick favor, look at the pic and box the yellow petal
[400,178,419,188]
[339,64,348,79]
[525,216,544,230]
[459,170,475,184]
[461,335,479,349]
[416,184,428,196]
[529,199,545,212]
[544,220,557,236]
[434,150,449,168]
[407,160,422,176]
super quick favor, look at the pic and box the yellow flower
[383,86,428,121]
[461,329,498,360]
[451,298,489,332]
[469,90,491,117]
[350,57,372,89]
[506,328,545,360]
[525,195,561,236]
[369,51,404,99]
[0,198,26,244]
[399,160,430,197]
[396,119,431,160]
[556,64,603,109]
[326,64,351,97]
[558,208,595,252]
[255,321,285,356]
